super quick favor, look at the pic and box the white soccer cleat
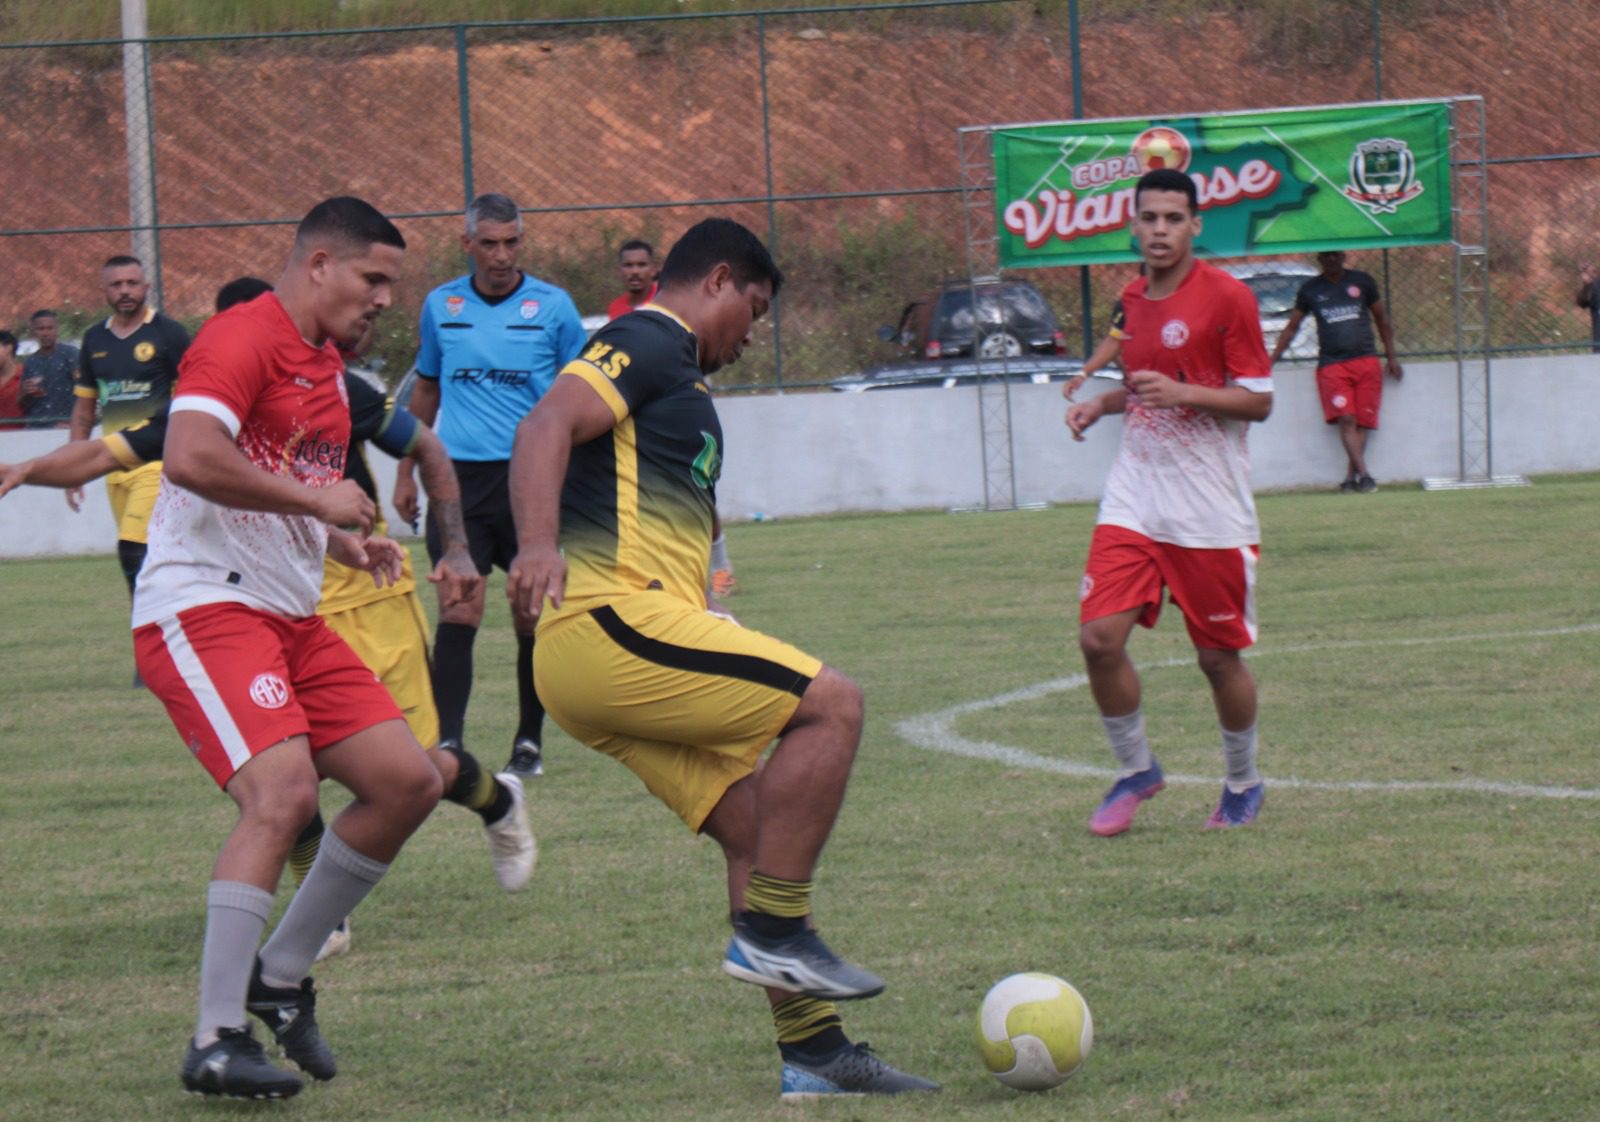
[313,918,350,964]
[486,773,537,892]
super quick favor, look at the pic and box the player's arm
[1369,298,1403,382]
[164,409,375,533]
[0,440,124,497]
[1065,385,1128,441]
[1066,332,1123,401]
[505,373,618,622]
[1268,308,1307,365]
[410,425,480,609]
[1126,371,1272,422]
[1577,266,1596,308]
[392,375,440,524]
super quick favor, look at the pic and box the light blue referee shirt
[413,272,586,462]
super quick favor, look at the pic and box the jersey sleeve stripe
[564,362,629,422]
[171,393,243,437]
[1233,376,1274,394]
[102,432,143,469]
[74,385,98,398]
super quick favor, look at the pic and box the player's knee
[809,666,865,737]
[1079,623,1125,664]
[1195,647,1242,684]
[239,778,321,840]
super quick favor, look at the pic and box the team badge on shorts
[1161,320,1190,348]
[1331,393,1349,409]
[1079,573,1094,601]
[249,673,290,710]
[520,299,540,320]
[446,295,465,317]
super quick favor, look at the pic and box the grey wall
[2,354,1595,559]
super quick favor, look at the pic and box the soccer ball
[1131,125,1192,174]
[975,972,1094,1091]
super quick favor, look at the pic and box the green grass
[3,475,1598,1120]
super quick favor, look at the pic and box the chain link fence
[2,0,1596,414]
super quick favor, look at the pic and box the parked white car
[1219,260,1319,361]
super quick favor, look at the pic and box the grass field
[3,477,1598,1120]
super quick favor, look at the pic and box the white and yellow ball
[975,972,1094,1091]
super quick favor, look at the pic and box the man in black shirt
[1269,251,1402,492]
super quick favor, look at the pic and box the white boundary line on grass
[895,624,1600,801]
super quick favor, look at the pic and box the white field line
[894,624,1600,800]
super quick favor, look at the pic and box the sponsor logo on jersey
[101,378,153,402]
[334,370,349,407]
[446,295,465,317]
[249,673,290,710]
[448,368,531,387]
[1343,137,1423,214]
[293,377,315,389]
[520,299,540,320]
[291,428,347,474]
[134,341,156,363]
[691,431,722,491]
[1161,320,1190,348]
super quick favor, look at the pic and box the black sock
[432,623,477,744]
[778,1028,850,1061]
[739,909,806,940]
[515,633,544,745]
[117,539,147,598]
[441,744,514,825]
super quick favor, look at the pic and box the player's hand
[428,543,481,611]
[1125,368,1189,409]
[65,485,84,512]
[1061,374,1086,401]
[328,530,405,587]
[1065,398,1103,442]
[1387,359,1404,383]
[506,543,566,627]
[313,479,376,535]
[0,462,24,500]
[392,471,420,526]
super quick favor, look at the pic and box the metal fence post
[456,24,475,209]
[757,13,784,389]
[121,0,161,304]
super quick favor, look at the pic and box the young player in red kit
[134,198,468,1099]
[1065,168,1274,836]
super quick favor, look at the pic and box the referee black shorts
[425,458,518,575]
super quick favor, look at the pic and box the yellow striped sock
[288,832,319,888]
[745,872,812,919]
[772,995,842,1045]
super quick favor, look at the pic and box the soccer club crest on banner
[1343,138,1423,214]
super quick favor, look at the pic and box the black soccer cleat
[504,737,544,778]
[180,1025,302,1100]
[247,960,337,1081]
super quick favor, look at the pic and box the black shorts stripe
[590,604,813,698]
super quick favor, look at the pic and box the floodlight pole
[121,0,161,306]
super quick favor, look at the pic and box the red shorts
[134,602,404,789]
[1316,356,1383,428]
[1079,524,1259,650]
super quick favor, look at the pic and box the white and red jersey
[1098,261,1272,548]
[132,293,351,626]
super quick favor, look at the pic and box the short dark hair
[618,239,654,260]
[1135,168,1197,213]
[215,276,273,313]
[103,254,142,271]
[30,309,56,322]
[658,219,783,298]
[295,196,406,255]
[0,330,16,352]
[465,192,521,237]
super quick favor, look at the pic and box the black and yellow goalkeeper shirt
[545,305,722,625]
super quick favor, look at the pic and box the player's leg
[702,786,937,1099]
[1078,526,1167,835]
[1351,357,1384,492]
[1316,364,1365,489]
[491,500,545,778]
[1166,543,1264,829]
[1336,414,1368,482]
[426,484,492,754]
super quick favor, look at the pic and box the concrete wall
[3,354,1595,558]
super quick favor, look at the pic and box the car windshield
[1243,274,1306,317]
[938,285,1056,333]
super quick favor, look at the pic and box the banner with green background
[991,100,1454,267]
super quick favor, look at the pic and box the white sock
[1101,708,1153,776]
[1221,723,1261,792]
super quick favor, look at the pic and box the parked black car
[878,279,1068,361]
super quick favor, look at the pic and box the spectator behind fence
[0,330,31,428]
[1575,264,1600,354]
[22,309,79,428]
[606,238,659,321]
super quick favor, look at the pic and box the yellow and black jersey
[1108,299,1128,341]
[76,308,190,436]
[546,305,721,625]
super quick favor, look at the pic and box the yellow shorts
[106,461,163,544]
[320,588,440,750]
[536,591,822,831]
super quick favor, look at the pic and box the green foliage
[3,476,1600,1119]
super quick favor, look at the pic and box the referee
[395,193,586,779]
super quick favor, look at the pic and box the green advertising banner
[991,100,1454,267]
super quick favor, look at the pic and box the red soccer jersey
[133,293,353,626]
[607,283,659,322]
[1098,260,1272,548]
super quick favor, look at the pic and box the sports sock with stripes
[773,994,847,1059]
[441,743,512,824]
[742,871,812,939]
[288,811,324,888]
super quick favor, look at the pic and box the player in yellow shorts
[506,219,936,1100]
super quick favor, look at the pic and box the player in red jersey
[133,198,466,1100]
[605,238,659,321]
[1066,168,1274,836]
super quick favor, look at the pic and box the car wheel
[977,331,1024,358]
